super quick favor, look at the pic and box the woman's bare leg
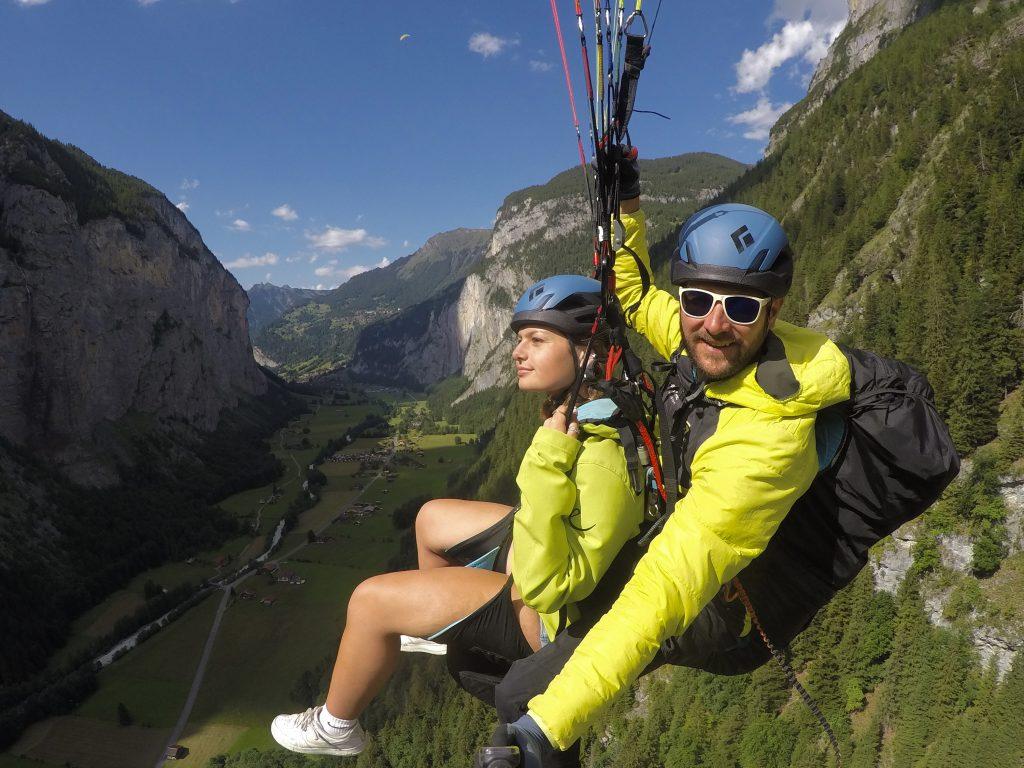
[415,499,513,569]
[324,567,539,719]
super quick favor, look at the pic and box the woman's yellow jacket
[528,209,852,749]
[512,420,645,642]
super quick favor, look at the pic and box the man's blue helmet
[510,275,602,339]
[672,203,793,298]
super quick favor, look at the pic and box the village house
[277,570,306,586]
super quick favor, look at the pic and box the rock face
[1000,474,1024,554]
[810,0,937,93]
[872,527,917,594]
[0,111,265,484]
[257,228,490,378]
[972,625,1021,681]
[938,533,974,574]
[348,153,746,393]
[769,0,938,154]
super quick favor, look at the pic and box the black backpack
[655,344,962,672]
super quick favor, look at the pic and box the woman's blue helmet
[672,203,793,297]
[510,275,602,339]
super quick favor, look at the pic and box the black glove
[475,715,560,768]
[475,722,520,768]
[592,145,641,202]
[612,144,641,201]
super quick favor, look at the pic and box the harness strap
[614,32,651,139]
[616,423,644,495]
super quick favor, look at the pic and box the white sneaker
[270,705,366,756]
[399,634,448,655]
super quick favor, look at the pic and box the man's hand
[613,145,641,202]
[475,715,560,768]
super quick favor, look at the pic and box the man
[484,165,853,765]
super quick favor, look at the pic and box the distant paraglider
[399,33,411,42]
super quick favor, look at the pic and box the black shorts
[442,508,515,573]
[432,575,535,668]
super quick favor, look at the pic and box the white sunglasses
[678,287,771,325]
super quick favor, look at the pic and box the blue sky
[1,0,847,290]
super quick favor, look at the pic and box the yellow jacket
[512,420,644,641]
[528,209,852,749]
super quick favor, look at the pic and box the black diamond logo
[731,226,755,253]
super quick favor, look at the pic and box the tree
[116,702,133,727]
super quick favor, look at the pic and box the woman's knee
[415,498,454,548]
[347,574,394,621]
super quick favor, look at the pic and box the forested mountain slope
[246,283,328,336]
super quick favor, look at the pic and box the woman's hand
[543,405,580,438]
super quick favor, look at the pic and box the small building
[260,596,277,606]
[166,744,188,760]
[238,590,256,600]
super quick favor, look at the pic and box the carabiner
[623,9,648,37]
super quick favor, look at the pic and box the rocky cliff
[0,112,266,485]
[348,153,747,393]
[255,227,490,379]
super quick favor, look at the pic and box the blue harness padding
[466,547,501,571]
[575,397,618,423]
[814,408,847,472]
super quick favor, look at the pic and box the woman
[270,275,644,756]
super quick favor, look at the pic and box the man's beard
[682,327,769,382]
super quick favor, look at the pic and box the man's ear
[767,298,784,329]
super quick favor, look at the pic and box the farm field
[3,392,477,768]
[172,432,476,765]
[43,397,385,673]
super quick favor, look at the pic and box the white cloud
[315,283,326,290]
[727,97,793,141]
[735,21,816,93]
[402,240,411,248]
[229,218,251,232]
[314,257,391,283]
[469,32,516,58]
[138,0,161,5]
[16,0,54,5]
[264,272,272,281]
[529,60,553,73]
[285,255,302,263]
[175,200,190,213]
[734,9,846,94]
[225,252,279,269]
[180,178,199,191]
[306,226,386,252]
[272,203,298,221]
